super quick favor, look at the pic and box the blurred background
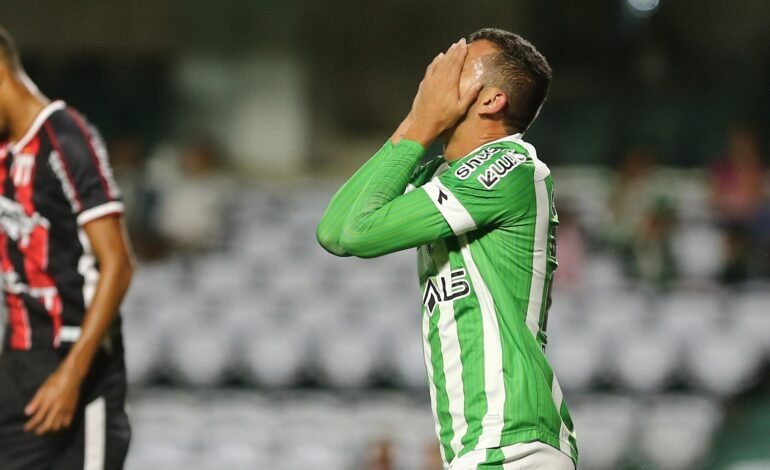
[2,0,770,468]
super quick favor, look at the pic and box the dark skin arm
[24,215,135,435]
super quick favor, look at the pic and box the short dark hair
[468,28,552,132]
[0,25,20,70]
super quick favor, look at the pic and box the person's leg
[52,351,131,470]
[0,351,63,470]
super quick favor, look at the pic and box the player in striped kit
[318,28,578,469]
[0,26,134,469]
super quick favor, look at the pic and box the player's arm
[338,139,455,257]
[26,115,133,435]
[25,216,134,435]
[317,140,396,256]
[338,139,533,258]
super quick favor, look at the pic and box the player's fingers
[426,52,444,78]
[35,409,59,435]
[458,81,483,110]
[24,403,49,432]
[63,412,74,429]
[24,389,44,416]
[430,40,458,75]
[447,41,469,79]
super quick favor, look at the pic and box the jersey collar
[10,100,67,154]
[443,132,524,167]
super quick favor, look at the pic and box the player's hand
[24,362,82,435]
[404,38,483,147]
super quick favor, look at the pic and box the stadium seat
[655,291,724,346]
[316,324,379,388]
[734,291,770,355]
[610,326,679,393]
[569,395,638,470]
[672,224,724,280]
[241,325,309,387]
[166,321,235,386]
[684,325,763,396]
[546,327,604,391]
[640,395,721,470]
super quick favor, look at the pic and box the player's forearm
[60,254,134,381]
[339,139,426,257]
[390,112,414,145]
[317,140,395,256]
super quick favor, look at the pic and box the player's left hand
[24,362,82,435]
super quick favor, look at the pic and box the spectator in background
[155,138,235,254]
[364,439,394,470]
[633,199,677,287]
[710,123,767,282]
[604,144,675,284]
[423,442,444,470]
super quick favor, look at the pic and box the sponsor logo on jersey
[477,151,527,189]
[454,147,499,180]
[11,154,36,187]
[422,268,471,314]
[0,196,51,247]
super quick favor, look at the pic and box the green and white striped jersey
[317,135,578,467]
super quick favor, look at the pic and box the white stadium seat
[684,325,763,396]
[640,395,721,470]
[610,326,679,393]
[569,395,638,470]
[547,327,604,392]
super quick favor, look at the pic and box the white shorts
[448,441,575,470]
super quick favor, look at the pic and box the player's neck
[443,123,509,162]
[7,85,49,144]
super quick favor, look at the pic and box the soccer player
[0,26,134,469]
[317,28,578,469]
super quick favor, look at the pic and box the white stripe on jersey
[525,176,550,339]
[434,242,469,457]
[551,375,575,456]
[423,297,446,465]
[423,180,477,235]
[77,229,99,308]
[458,234,505,450]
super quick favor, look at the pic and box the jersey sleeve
[337,139,454,258]
[424,146,537,236]
[334,142,539,258]
[317,140,395,256]
[47,111,123,226]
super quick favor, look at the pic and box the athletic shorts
[0,347,131,470]
[449,441,575,470]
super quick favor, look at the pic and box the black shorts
[0,347,131,470]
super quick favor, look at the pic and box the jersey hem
[468,428,578,467]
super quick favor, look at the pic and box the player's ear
[477,88,507,118]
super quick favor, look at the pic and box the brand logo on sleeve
[477,151,527,189]
[422,268,471,314]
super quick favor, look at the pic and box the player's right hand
[403,39,483,147]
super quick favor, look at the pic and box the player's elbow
[338,228,379,259]
[316,224,349,257]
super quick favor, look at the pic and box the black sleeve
[46,111,123,225]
